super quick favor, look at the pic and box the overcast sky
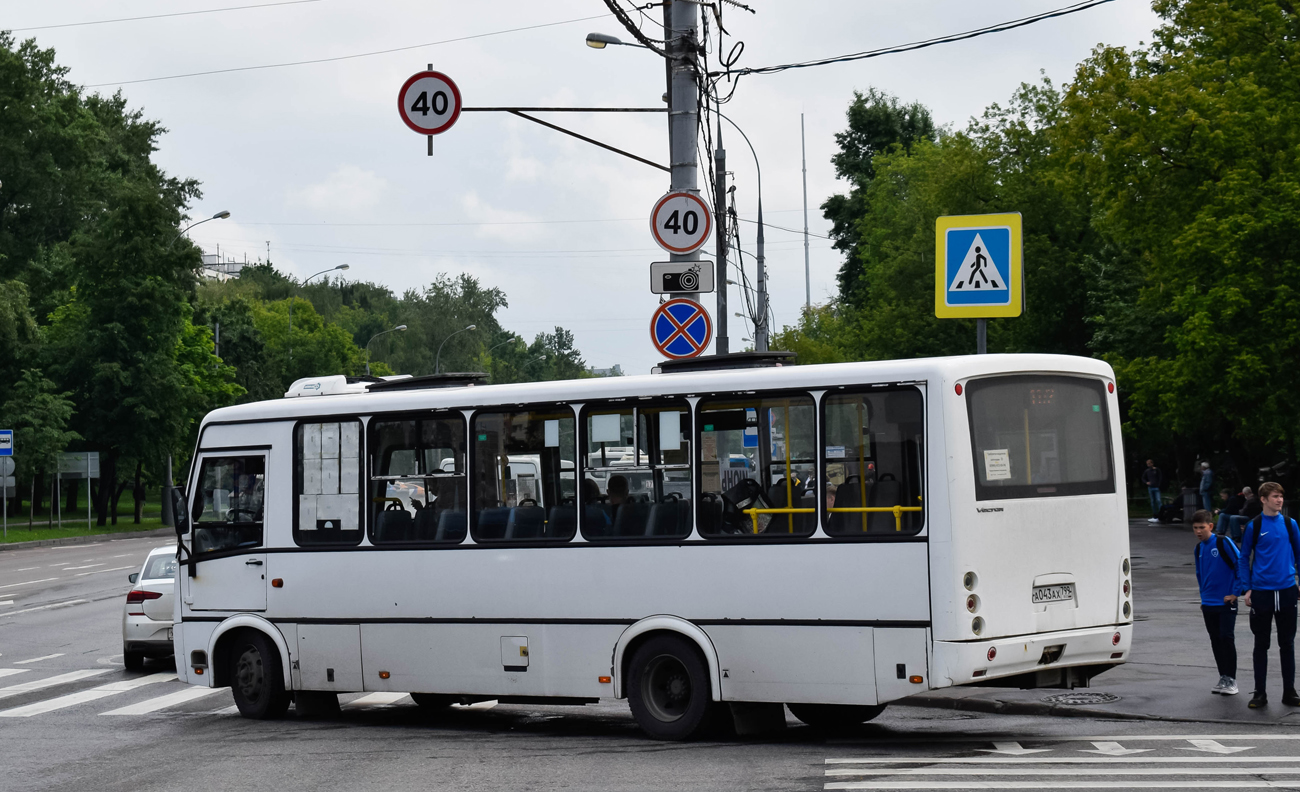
[9,0,1162,375]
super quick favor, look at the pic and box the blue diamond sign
[935,213,1023,318]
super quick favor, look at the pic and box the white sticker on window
[984,449,1012,481]
[321,423,340,459]
[825,445,846,459]
[591,413,621,444]
[544,419,560,448]
[659,411,681,451]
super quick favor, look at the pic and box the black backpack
[1197,534,1238,572]
[1247,514,1300,568]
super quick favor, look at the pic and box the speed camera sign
[650,192,712,254]
[398,71,462,135]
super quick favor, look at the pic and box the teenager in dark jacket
[1236,482,1300,708]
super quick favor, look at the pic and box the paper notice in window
[983,449,1012,481]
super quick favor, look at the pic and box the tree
[0,370,78,519]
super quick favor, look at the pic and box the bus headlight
[971,617,984,635]
[966,594,980,613]
[963,571,978,591]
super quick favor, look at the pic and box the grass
[1,488,171,544]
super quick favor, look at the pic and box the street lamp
[170,210,231,248]
[288,264,349,364]
[718,112,767,351]
[585,32,648,49]
[365,325,407,376]
[435,324,477,374]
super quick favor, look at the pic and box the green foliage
[0,369,79,482]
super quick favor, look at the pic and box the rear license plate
[1032,583,1075,604]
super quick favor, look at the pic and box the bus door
[182,451,268,613]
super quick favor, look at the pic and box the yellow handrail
[741,504,923,532]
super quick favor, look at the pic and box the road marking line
[2,599,89,616]
[826,782,1300,790]
[211,705,241,715]
[14,654,65,665]
[0,601,12,606]
[0,673,172,717]
[1082,741,1152,756]
[1183,739,1254,754]
[0,670,31,680]
[60,564,104,571]
[826,768,1300,777]
[0,578,58,589]
[13,567,37,572]
[342,692,409,709]
[825,758,1300,765]
[0,669,113,700]
[102,685,223,715]
[979,742,1052,755]
[75,566,134,577]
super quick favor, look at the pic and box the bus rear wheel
[787,703,885,729]
[229,632,290,720]
[627,635,714,741]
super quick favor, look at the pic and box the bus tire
[229,631,291,720]
[410,693,454,710]
[627,634,715,741]
[787,703,885,729]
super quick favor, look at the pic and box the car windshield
[142,553,178,580]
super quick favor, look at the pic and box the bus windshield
[967,374,1113,500]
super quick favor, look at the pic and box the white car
[122,545,178,670]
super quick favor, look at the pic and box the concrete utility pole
[713,131,729,355]
[802,113,811,311]
[665,0,704,308]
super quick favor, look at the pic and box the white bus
[170,354,1133,739]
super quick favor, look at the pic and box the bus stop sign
[651,298,713,359]
[935,212,1023,318]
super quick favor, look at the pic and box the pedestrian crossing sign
[935,212,1023,318]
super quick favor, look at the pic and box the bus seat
[612,499,651,537]
[584,503,612,537]
[829,476,870,533]
[766,479,814,533]
[412,507,439,541]
[869,475,901,532]
[505,505,546,539]
[375,503,413,543]
[435,510,467,542]
[548,505,576,538]
[698,493,724,534]
[476,507,510,539]
[646,498,691,537]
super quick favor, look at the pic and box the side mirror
[128,573,139,584]
[169,486,191,537]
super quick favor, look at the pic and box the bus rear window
[967,375,1113,500]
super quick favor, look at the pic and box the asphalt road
[5,532,1300,792]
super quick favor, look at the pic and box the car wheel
[627,634,715,741]
[294,690,340,719]
[229,632,291,720]
[787,703,885,729]
[123,647,145,672]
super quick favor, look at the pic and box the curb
[0,527,173,552]
[899,693,1300,727]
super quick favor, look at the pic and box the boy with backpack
[1236,482,1300,708]
[1194,509,1242,695]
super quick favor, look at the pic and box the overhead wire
[10,0,324,32]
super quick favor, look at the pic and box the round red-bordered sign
[650,298,713,359]
[649,192,712,254]
[398,71,462,135]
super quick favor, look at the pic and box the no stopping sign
[398,71,462,135]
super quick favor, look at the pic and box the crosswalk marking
[826,757,1300,765]
[342,692,409,709]
[14,654,65,665]
[827,783,1300,790]
[2,600,89,617]
[0,669,31,680]
[826,768,1300,777]
[102,685,224,715]
[0,669,111,700]
[0,673,172,717]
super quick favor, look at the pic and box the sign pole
[427,64,434,157]
[977,319,987,355]
[666,0,703,310]
[86,455,91,530]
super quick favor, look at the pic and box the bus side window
[294,420,364,546]
[697,394,817,538]
[191,455,265,554]
[822,388,925,536]
[368,414,468,545]
[471,406,577,542]
[579,402,692,541]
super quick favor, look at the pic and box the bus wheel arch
[613,617,722,702]
[209,615,293,691]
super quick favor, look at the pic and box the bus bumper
[932,623,1131,689]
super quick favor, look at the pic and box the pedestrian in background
[1201,462,1215,511]
[1194,509,1242,695]
[1218,486,1248,541]
[1143,459,1164,523]
[1237,482,1300,708]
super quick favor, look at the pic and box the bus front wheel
[787,703,885,729]
[627,634,715,741]
[229,631,291,720]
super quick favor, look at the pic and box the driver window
[191,455,265,554]
[697,394,816,538]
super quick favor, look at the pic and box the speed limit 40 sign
[398,71,462,135]
[650,192,712,254]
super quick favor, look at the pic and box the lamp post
[365,325,407,376]
[717,113,767,351]
[170,210,230,248]
[288,264,349,366]
[435,325,476,374]
[584,32,648,49]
